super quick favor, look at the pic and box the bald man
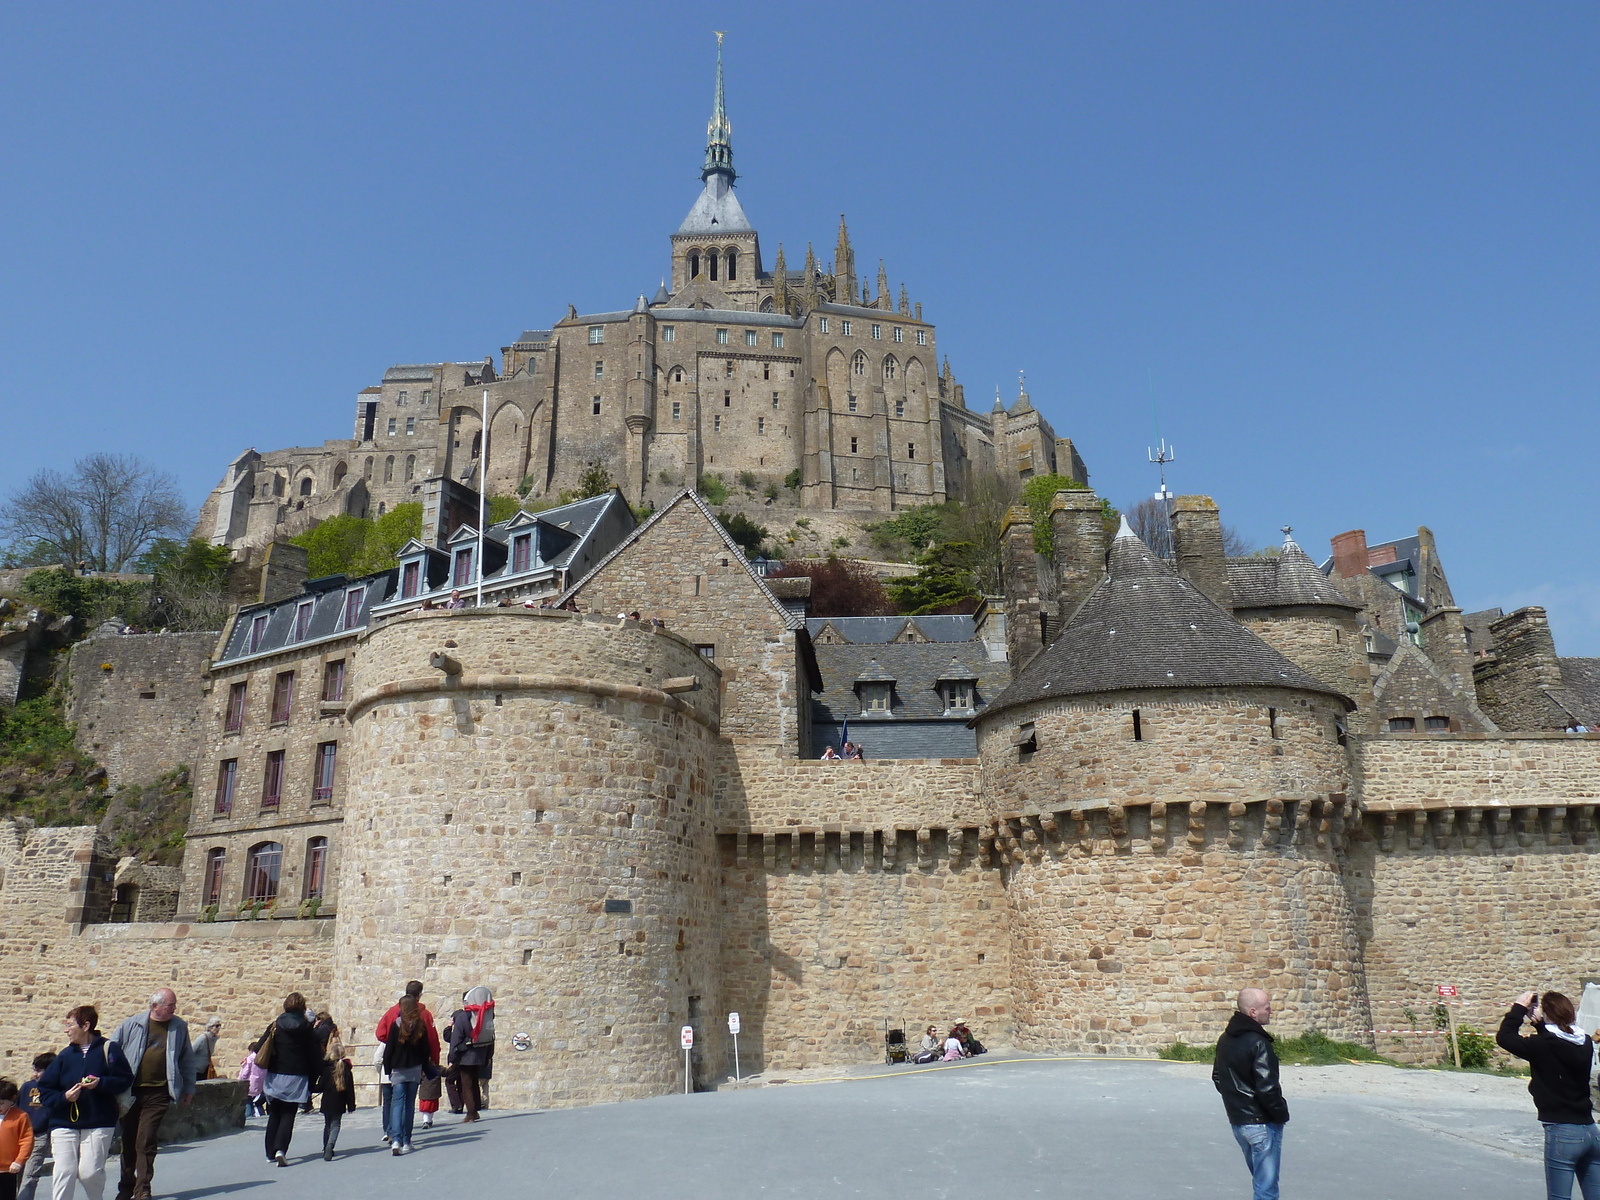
[109,989,195,1200]
[1212,987,1289,1200]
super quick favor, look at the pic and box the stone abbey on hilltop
[198,43,1086,555]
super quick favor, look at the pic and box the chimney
[1001,506,1044,669]
[1050,489,1106,626]
[1330,529,1369,580]
[1419,607,1474,692]
[257,542,309,604]
[1170,495,1231,612]
[1474,606,1567,730]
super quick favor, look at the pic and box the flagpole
[477,387,487,608]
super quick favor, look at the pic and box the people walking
[445,987,495,1124]
[189,1018,222,1082]
[16,1054,54,1200]
[315,1024,355,1162]
[36,1005,134,1200]
[372,1044,393,1144]
[0,1079,37,1200]
[1212,987,1289,1200]
[258,994,321,1168]
[375,982,435,1043]
[381,997,439,1155]
[1497,990,1600,1198]
[108,989,195,1200]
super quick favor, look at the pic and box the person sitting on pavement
[913,1026,942,1064]
[950,1022,985,1056]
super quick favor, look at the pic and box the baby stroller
[884,1019,908,1065]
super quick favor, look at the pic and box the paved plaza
[145,1057,1537,1199]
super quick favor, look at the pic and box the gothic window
[404,454,415,481]
[384,456,394,483]
[363,458,373,480]
[709,252,718,281]
[245,842,282,902]
[689,252,700,278]
[588,325,604,344]
[726,250,738,280]
[883,357,897,380]
[852,351,866,376]
[470,431,482,459]
[299,476,313,496]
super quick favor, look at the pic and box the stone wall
[333,608,725,1109]
[721,748,983,831]
[717,833,1012,1072]
[1369,646,1494,734]
[1354,732,1600,811]
[1234,609,1374,727]
[66,630,217,788]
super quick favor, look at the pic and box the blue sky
[1,3,1595,650]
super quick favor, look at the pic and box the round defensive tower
[976,523,1371,1054]
[332,608,724,1109]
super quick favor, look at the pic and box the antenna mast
[1148,438,1175,506]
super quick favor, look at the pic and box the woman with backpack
[315,1021,356,1162]
[1497,990,1600,1198]
[446,987,495,1123]
[382,996,438,1155]
[259,993,321,1168]
[35,1005,134,1200]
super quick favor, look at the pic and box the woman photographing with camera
[1497,990,1600,1198]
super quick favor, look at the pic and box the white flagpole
[477,387,488,608]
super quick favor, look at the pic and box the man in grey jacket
[109,989,195,1200]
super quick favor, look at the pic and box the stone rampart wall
[1354,733,1600,811]
[721,747,984,831]
[717,834,1011,1072]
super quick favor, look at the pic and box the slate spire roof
[1228,533,1360,611]
[981,524,1354,721]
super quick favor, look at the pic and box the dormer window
[293,600,314,642]
[247,613,270,654]
[453,549,474,587]
[342,587,364,630]
[942,681,973,714]
[860,683,892,715]
[512,533,533,574]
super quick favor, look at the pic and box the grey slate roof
[383,365,439,383]
[676,178,753,235]
[805,615,977,644]
[1552,659,1600,727]
[1228,540,1360,611]
[650,307,802,328]
[1462,608,1504,655]
[515,330,552,344]
[983,528,1354,721]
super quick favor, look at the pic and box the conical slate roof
[981,524,1354,721]
[1228,535,1360,611]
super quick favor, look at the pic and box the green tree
[487,495,522,525]
[577,462,614,499]
[696,473,729,505]
[290,503,422,578]
[18,569,145,625]
[867,502,956,561]
[1020,474,1092,556]
[718,512,768,557]
[886,541,980,614]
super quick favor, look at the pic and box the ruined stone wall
[718,833,1012,1072]
[67,631,216,788]
[333,608,725,1109]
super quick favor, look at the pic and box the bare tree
[950,472,1021,596]
[2,454,188,572]
[1125,496,1257,560]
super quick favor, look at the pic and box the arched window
[299,477,312,496]
[852,351,867,376]
[244,842,282,903]
[273,475,285,497]
[470,431,482,459]
[709,252,718,281]
[726,249,738,281]
[204,848,225,906]
[363,458,373,480]
[883,356,898,380]
[333,462,348,487]
[383,456,394,483]
[689,251,700,279]
[303,837,328,900]
[404,455,415,482]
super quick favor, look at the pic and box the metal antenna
[1148,439,1175,506]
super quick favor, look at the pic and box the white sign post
[728,1011,741,1082]
[681,1024,694,1095]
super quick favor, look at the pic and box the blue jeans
[1231,1122,1284,1200]
[378,1084,392,1138]
[386,1078,419,1148]
[1544,1122,1600,1199]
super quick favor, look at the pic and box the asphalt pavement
[139,1057,1537,1199]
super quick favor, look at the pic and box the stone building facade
[196,45,1086,555]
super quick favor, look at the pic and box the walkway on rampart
[146,1057,1529,1198]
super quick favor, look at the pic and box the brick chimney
[1330,529,1369,580]
[1170,496,1231,612]
[1474,606,1569,730]
[1001,506,1044,669]
[1049,489,1106,627]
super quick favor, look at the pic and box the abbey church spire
[702,31,735,184]
[834,216,856,305]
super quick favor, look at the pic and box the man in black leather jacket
[1212,988,1289,1200]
